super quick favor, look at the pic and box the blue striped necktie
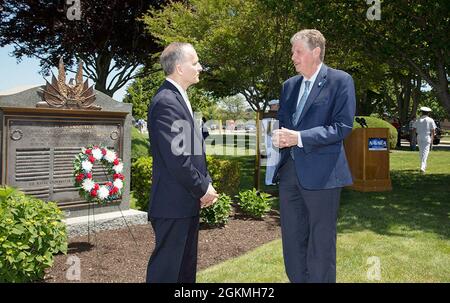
[292,80,311,126]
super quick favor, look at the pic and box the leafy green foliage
[142,0,449,117]
[216,95,255,121]
[131,155,240,211]
[237,188,272,218]
[0,0,165,96]
[0,187,67,282]
[124,66,218,120]
[353,116,398,149]
[141,0,295,111]
[206,156,241,197]
[200,194,233,226]
[123,69,166,119]
[130,156,153,211]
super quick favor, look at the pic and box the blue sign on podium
[368,137,387,151]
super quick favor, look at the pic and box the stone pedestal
[0,86,133,218]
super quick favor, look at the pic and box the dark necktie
[292,80,311,126]
[290,80,310,160]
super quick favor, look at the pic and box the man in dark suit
[146,42,218,283]
[272,29,356,283]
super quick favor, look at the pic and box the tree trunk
[410,76,421,120]
[434,55,450,116]
[94,52,113,97]
[395,75,414,148]
[406,57,450,116]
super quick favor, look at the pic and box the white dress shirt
[297,63,322,147]
[166,77,194,118]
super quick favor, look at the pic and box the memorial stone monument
[0,59,133,219]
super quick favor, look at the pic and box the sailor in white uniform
[412,107,437,173]
[262,99,280,185]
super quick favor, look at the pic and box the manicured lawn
[131,130,450,282]
[197,149,450,282]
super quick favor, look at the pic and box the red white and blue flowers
[73,145,124,204]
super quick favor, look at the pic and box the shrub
[206,156,240,197]
[200,194,233,226]
[0,186,67,282]
[237,188,272,219]
[131,155,240,211]
[131,156,152,211]
[353,116,398,149]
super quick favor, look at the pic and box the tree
[141,0,297,112]
[123,67,217,119]
[217,95,249,121]
[290,0,450,115]
[123,69,165,119]
[140,0,449,119]
[0,0,165,96]
[214,94,255,122]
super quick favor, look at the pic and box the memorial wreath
[73,145,124,204]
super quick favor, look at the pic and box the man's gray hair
[160,42,194,76]
[290,29,326,62]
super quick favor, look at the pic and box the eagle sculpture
[39,58,100,110]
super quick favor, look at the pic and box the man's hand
[200,183,219,208]
[272,127,299,148]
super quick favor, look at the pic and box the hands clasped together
[272,127,299,148]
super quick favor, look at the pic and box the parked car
[245,124,256,132]
[235,124,245,131]
[401,120,442,145]
[434,121,442,145]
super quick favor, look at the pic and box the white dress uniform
[262,117,280,185]
[413,109,436,172]
[262,99,280,185]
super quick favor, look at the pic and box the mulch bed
[43,208,281,283]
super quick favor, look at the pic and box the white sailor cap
[419,106,432,112]
[268,99,279,105]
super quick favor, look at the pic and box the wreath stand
[74,146,138,259]
[87,166,138,242]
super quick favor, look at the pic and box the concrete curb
[64,209,148,238]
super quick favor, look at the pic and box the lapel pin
[318,79,327,87]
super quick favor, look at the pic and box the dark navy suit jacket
[147,80,211,218]
[273,64,356,189]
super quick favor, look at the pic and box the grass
[130,129,450,281]
[131,127,150,161]
[197,149,450,282]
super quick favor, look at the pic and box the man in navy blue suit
[146,42,218,283]
[272,29,356,283]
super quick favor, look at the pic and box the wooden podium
[344,128,392,192]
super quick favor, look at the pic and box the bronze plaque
[4,115,123,208]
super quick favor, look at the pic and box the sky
[0,45,129,101]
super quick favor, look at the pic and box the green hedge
[206,156,240,197]
[131,156,153,211]
[131,156,240,212]
[0,187,67,282]
[353,116,398,149]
